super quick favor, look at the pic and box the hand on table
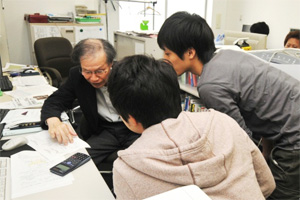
[46,117,77,145]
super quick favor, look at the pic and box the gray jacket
[198,49,300,150]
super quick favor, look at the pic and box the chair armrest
[40,67,63,88]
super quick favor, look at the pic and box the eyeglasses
[79,67,109,77]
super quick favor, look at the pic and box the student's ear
[187,48,196,59]
[124,115,145,134]
[127,115,139,126]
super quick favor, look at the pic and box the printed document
[5,84,57,99]
[1,109,68,136]
[11,151,74,198]
[13,75,48,86]
[0,84,57,109]
[3,63,35,72]
[1,108,41,127]
[26,130,90,161]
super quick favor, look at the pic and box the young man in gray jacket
[157,11,300,200]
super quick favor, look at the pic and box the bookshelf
[178,72,199,97]
[179,73,207,112]
[179,83,199,97]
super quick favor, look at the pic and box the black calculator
[50,152,91,176]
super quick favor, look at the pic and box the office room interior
[0,0,299,199]
[0,0,300,66]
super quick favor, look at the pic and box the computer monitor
[224,30,267,50]
[249,48,300,64]
[242,24,251,32]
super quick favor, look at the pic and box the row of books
[179,72,200,87]
[181,94,208,112]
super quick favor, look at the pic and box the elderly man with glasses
[41,38,140,171]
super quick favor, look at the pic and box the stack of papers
[11,151,74,198]
[0,109,68,136]
[3,62,36,73]
[13,75,49,86]
[11,131,90,198]
[0,84,57,109]
[1,109,42,136]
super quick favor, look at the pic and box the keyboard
[0,76,13,92]
[0,157,10,200]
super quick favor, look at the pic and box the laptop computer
[0,56,13,91]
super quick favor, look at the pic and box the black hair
[250,22,270,35]
[71,38,116,65]
[157,11,216,65]
[107,55,182,129]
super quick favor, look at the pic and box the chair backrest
[34,37,74,81]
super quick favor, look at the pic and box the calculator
[50,152,91,176]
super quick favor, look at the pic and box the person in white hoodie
[107,55,275,200]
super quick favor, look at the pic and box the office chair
[34,37,74,88]
[34,37,80,129]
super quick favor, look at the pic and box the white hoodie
[113,110,275,200]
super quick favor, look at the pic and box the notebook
[0,57,13,92]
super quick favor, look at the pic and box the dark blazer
[41,66,103,140]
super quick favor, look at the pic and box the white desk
[1,134,115,200]
[11,148,115,200]
[0,74,115,200]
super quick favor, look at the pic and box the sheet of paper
[0,96,47,109]
[11,151,74,198]
[26,130,90,161]
[13,75,48,86]
[1,85,57,109]
[5,84,57,99]
[0,101,15,109]
[12,97,43,109]
[1,108,41,127]
[3,63,34,72]
[145,185,211,200]
[0,108,42,136]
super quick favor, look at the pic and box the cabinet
[29,23,106,64]
[114,31,163,61]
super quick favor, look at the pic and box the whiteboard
[74,25,106,43]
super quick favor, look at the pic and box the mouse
[24,69,36,73]
[1,137,28,151]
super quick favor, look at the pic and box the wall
[1,0,118,65]
[210,0,300,49]
[3,0,74,64]
[2,0,299,65]
[0,1,10,66]
[99,0,119,43]
[118,1,166,32]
